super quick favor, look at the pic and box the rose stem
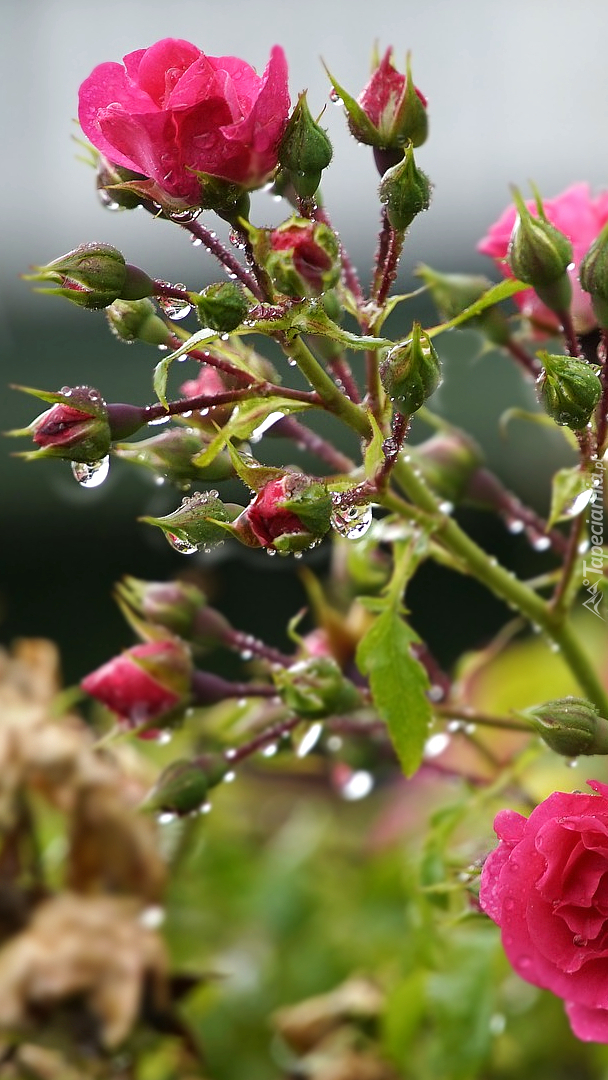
[176,218,265,300]
[559,309,582,359]
[313,206,365,307]
[270,415,355,473]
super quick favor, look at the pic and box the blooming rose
[480,780,608,1042]
[78,38,290,205]
[478,183,608,335]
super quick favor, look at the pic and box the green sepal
[547,466,594,528]
[322,62,383,145]
[140,490,232,549]
[280,480,333,535]
[225,443,285,492]
[273,657,361,719]
[153,329,220,406]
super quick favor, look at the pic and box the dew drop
[530,534,551,552]
[489,1013,506,1036]
[148,414,171,427]
[71,456,110,489]
[340,769,374,801]
[329,87,343,104]
[166,532,198,555]
[250,410,286,443]
[438,500,454,515]
[506,517,525,534]
[240,649,254,661]
[296,721,324,758]
[190,235,203,247]
[155,731,173,746]
[98,187,119,211]
[224,770,236,783]
[330,502,373,540]
[262,743,278,758]
[424,732,450,758]
[326,735,343,752]
[157,282,192,321]
[428,684,445,703]
[157,812,177,826]
[566,757,579,768]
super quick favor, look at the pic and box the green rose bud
[507,187,573,315]
[113,427,235,487]
[140,490,233,555]
[379,322,441,414]
[278,91,333,199]
[378,143,432,231]
[274,657,361,719]
[580,221,608,329]
[537,351,601,429]
[194,282,249,333]
[523,697,608,757]
[106,298,174,346]
[23,243,155,309]
[145,755,229,816]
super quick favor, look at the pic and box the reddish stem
[313,206,365,307]
[271,415,355,473]
[559,309,582,359]
[177,218,264,300]
[228,715,302,764]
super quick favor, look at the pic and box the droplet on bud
[330,503,373,540]
[166,532,198,555]
[71,456,110,489]
[156,282,192,321]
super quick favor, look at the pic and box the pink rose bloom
[478,183,608,335]
[78,38,290,204]
[81,640,191,731]
[480,780,608,1042]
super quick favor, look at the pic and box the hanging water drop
[329,87,343,105]
[330,502,373,540]
[296,721,323,758]
[156,282,192,321]
[506,516,525,534]
[340,769,374,801]
[166,532,198,555]
[531,534,551,552]
[262,743,278,758]
[148,414,171,427]
[190,235,203,247]
[71,456,110,489]
[424,733,450,758]
[98,187,119,211]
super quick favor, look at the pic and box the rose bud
[23,243,156,310]
[415,264,511,346]
[580,221,608,329]
[194,282,249,332]
[378,143,432,231]
[507,187,573,317]
[115,576,232,646]
[278,91,333,199]
[145,754,229,816]
[8,385,112,464]
[379,323,441,415]
[265,218,341,298]
[523,696,608,757]
[274,656,361,719]
[140,489,233,555]
[235,473,333,554]
[536,351,601,429]
[78,39,290,206]
[327,49,427,174]
[81,639,192,731]
[106,297,174,345]
[113,427,235,487]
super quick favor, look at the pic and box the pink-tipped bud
[81,639,192,731]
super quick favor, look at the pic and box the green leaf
[425,278,528,339]
[290,303,391,350]
[192,396,312,469]
[356,606,431,776]
[547,466,593,528]
[363,412,386,480]
[152,328,221,406]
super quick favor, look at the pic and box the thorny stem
[313,206,365,307]
[326,354,362,403]
[370,209,392,300]
[559,309,582,359]
[227,715,301,764]
[176,217,265,300]
[375,227,405,310]
[165,333,256,384]
[505,338,541,377]
[221,627,293,668]
[142,383,317,424]
[375,412,409,489]
[550,508,587,614]
[596,329,608,454]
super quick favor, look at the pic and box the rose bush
[78,38,290,204]
[478,183,608,334]
[480,780,608,1042]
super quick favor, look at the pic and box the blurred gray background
[2,0,608,677]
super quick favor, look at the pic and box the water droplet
[139,905,165,929]
[225,748,237,761]
[224,770,236,783]
[424,733,450,758]
[148,414,171,427]
[340,769,374,801]
[250,411,286,443]
[329,87,343,105]
[71,456,110,488]
[573,934,588,946]
[157,281,192,320]
[166,532,198,555]
[155,731,173,746]
[170,208,200,223]
[489,1013,506,1036]
[98,187,119,211]
[158,812,177,825]
[438,500,454,515]
[200,801,212,814]
[326,735,343,752]
[330,502,373,540]
[428,684,445,703]
[190,235,203,247]
[447,719,465,733]
[506,516,525,534]
[566,757,579,768]
[262,743,278,758]
[240,649,254,661]
[297,721,324,758]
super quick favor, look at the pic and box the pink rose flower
[478,183,608,335]
[81,640,191,732]
[78,38,290,205]
[480,780,608,1042]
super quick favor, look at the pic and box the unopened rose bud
[524,696,608,757]
[410,429,483,503]
[274,657,360,719]
[508,187,573,315]
[116,576,232,646]
[141,490,233,554]
[113,427,235,486]
[81,639,192,731]
[278,91,333,198]
[106,297,174,346]
[580,221,608,329]
[23,243,155,309]
[537,351,601,429]
[415,264,511,346]
[8,385,111,464]
[266,217,340,298]
[378,143,431,231]
[379,323,441,414]
[194,282,249,332]
[145,754,229,815]
[235,474,333,553]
